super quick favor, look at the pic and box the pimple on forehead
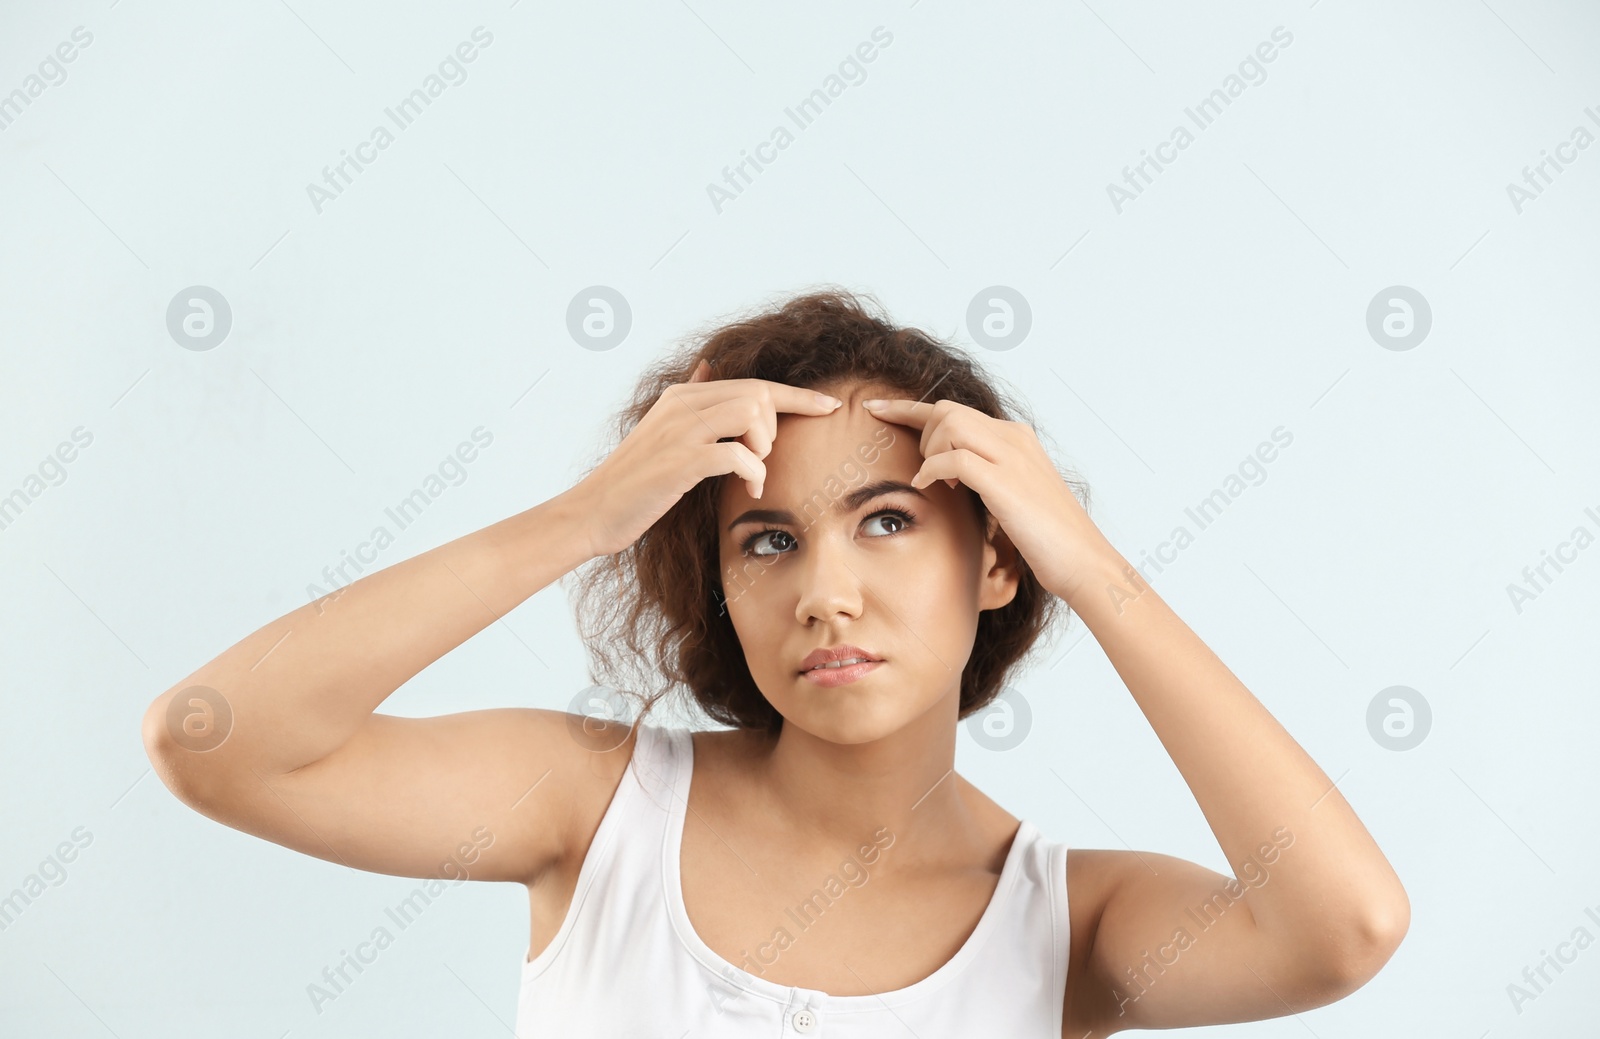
[773,382,901,436]
[814,382,901,408]
[718,386,918,515]
[771,394,911,466]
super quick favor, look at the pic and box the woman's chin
[781,702,915,747]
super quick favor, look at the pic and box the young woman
[143,289,1409,1036]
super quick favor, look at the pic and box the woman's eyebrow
[725,479,928,531]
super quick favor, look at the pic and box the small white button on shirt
[792,1007,818,1033]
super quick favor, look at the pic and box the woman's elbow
[1314,889,1412,997]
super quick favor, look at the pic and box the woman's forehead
[718,399,921,512]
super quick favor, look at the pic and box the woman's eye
[745,530,796,558]
[862,510,910,537]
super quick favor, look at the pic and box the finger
[871,399,981,490]
[672,377,842,417]
[860,398,934,429]
[912,414,959,489]
[698,440,766,499]
[910,448,992,492]
[920,409,1003,471]
[698,397,776,459]
[752,379,844,416]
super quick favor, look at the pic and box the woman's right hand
[569,360,844,558]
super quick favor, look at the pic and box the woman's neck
[742,703,990,873]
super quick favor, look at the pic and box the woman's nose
[793,536,865,625]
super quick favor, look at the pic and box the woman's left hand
[862,397,1117,603]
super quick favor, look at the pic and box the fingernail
[862,399,884,409]
[816,393,842,408]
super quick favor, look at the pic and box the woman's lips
[800,659,884,687]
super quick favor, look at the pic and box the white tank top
[516,722,1072,1037]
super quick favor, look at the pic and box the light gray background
[3,0,1597,1035]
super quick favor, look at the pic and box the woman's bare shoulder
[538,715,647,883]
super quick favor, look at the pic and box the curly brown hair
[564,286,1089,737]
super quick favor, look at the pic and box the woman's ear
[978,515,1022,612]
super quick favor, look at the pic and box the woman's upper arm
[148,706,635,886]
[1063,847,1364,1036]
